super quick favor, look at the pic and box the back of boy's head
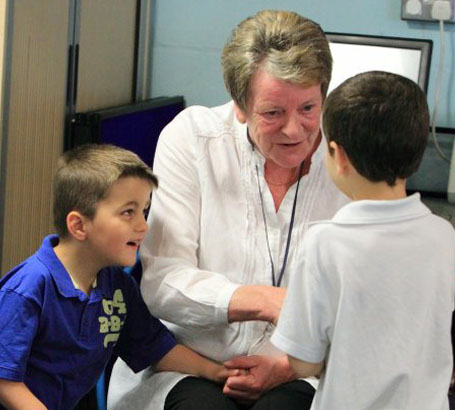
[53,144,158,238]
[322,71,429,186]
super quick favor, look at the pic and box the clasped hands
[215,285,290,403]
[219,354,293,404]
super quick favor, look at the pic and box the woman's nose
[282,113,302,140]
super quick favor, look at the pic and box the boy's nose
[135,216,148,232]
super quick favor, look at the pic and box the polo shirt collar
[331,193,430,225]
[37,235,109,299]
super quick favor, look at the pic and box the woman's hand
[222,354,295,401]
[228,285,286,324]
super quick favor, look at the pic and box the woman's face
[235,69,323,169]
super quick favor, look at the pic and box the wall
[149,0,454,128]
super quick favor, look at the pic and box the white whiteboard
[328,42,423,93]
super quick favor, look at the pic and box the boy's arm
[155,344,238,384]
[287,355,324,379]
[0,380,47,410]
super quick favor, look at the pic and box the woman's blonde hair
[222,10,332,112]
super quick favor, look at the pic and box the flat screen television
[407,126,455,198]
[70,96,185,167]
[326,33,432,93]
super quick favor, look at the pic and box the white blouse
[107,101,349,410]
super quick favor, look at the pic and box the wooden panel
[1,0,69,273]
[76,0,137,112]
[0,0,7,175]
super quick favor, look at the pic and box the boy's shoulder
[1,235,73,303]
[304,195,455,252]
[0,248,52,300]
[96,265,141,301]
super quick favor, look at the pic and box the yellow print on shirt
[99,289,126,347]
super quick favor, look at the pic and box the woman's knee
[164,377,239,410]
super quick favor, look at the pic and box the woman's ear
[66,211,87,241]
[233,104,247,124]
[329,141,351,176]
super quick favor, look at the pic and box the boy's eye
[122,209,134,217]
[143,207,150,219]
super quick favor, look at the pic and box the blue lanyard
[255,160,304,287]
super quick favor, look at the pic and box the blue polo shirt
[0,235,176,410]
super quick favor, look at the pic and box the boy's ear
[329,141,351,176]
[66,211,88,241]
[233,104,247,124]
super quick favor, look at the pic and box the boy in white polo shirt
[271,71,455,410]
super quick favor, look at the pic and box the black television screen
[326,33,432,93]
[407,127,455,198]
[70,96,185,167]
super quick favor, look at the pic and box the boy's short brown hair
[53,144,158,237]
[322,71,429,186]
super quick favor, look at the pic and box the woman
[108,10,348,410]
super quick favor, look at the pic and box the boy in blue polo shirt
[0,144,236,410]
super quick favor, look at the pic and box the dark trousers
[164,377,315,410]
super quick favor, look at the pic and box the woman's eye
[302,105,314,112]
[263,110,280,119]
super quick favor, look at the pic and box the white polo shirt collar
[330,193,430,225]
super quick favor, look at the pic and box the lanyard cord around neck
[255,160,304,287]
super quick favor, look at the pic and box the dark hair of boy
[322,71,429,186]
[53,143,158,238]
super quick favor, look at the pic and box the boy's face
[84,176,152,268]
[324,136,352,199]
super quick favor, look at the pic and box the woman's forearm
[228,285,286,324]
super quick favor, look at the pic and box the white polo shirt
[272,194,455,410]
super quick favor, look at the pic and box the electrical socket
[402,0,455,23]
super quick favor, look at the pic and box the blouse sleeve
[139,109,240,328]
[114,274,176,373]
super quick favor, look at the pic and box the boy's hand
[155,344,241,384]
[206,364,241,384]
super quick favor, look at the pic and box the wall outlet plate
[402,0,455,23]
